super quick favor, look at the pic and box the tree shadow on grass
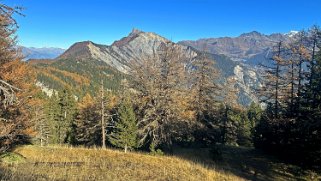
[0,164,49,181]
[172,145,319,181]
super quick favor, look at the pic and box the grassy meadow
[1,145,320,181]
[0,145,242,181]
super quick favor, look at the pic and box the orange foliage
[36,68,73,90]
[107,93,119,110]
[46,67,90,85]
[0,60,41,150]
[78,93,94,109]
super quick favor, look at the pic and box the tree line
[254,26,321,167]
[31,42,257,155]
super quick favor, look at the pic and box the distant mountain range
[21,46,65,60]
[30,29,297,105]
[179,31,296,65]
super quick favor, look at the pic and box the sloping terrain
[1,145,319,181]
[32,29,262,105]
[31,58,125,98]
[0,146,243,181]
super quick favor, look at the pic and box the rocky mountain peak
[112,30,141,47]
[112,29,169,48]
[130,28,143,35]
[57,41,95,60]
[240,31,263,38]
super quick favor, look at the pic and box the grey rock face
[58,29,197,73]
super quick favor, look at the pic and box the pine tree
[219,77,242,145]
[221,106,238,145]
[220,106,251,146]
[48,89,77,144]
[237,111,252,147]
[109,100,138,153]
[247,102,262,133]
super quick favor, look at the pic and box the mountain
[21,46,65,60]
[58,29,196,74]
[32,29,196,98]
[32,29,263,105]
[178,31,294,65]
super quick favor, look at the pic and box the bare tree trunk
[290,59,295,116]
[101,79,106,149]
[124,144,127,153]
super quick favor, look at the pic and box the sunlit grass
[0,145,243,181]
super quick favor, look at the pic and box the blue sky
[5,0,321,49]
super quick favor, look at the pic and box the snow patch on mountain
[285,30,299,38]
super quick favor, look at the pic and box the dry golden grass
[0,145,244,181]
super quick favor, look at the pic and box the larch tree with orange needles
[0,3,38,152]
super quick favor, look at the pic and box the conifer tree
[247,102,262,132]
[259,41,289,118]
[237,111,252,146]
[48,89,77,144]
[131,42,193,152]
[219,77,242,145]
[33,105,50,146]
[191,51,221,125]
[307,25,321,107]
[294,31,310,114]
[109,100,138,153]
[74,94,101,146]
[0,3,35,152]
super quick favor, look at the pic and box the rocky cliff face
[58,29,196,74]
[178,31,299,105]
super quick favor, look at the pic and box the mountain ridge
[178,30,295,64]
[57,29,195,74]
[32,29,286,105]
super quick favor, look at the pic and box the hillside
[0,146,243,181]
[1,146,319,181]
[32,29,262,105]
[32,57,126,98]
